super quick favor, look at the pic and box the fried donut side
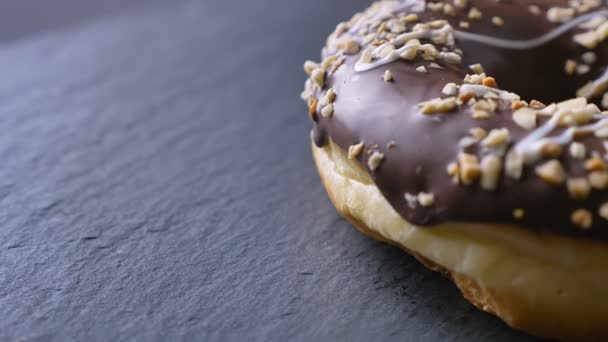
[313,138,608,340]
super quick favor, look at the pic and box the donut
[301,0,608,339]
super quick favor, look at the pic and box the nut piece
[418,192,435,207]
[325,89,337,103]
[468,7,482,20]
[480,155,502,190]
[505,150,524,179]
[589,171,608,189]
[337,38,360,55]
[383,70,394,82]
[416,66,428,73]
[304,60,319,76]
[569,142,586,159]
[469,127,487,140]
[440,52,462,64]
[528,5,542,15]
[513,208,525,219]
[535,160,566,185]
[567,177,592,199]
[492,16,504,26]
[541,142,562,158]
[458,153,481,185]
[308,98,318,120]
[547,7,575,23]
[599,202,608,220]
[311,68,326,89]
[482,77,497,88]
[368,152,384,171]
[571,209,593,229]
[442,83,459,96]
[582,52,597,64]
[321,104,334,118]
[469,63,484,74]
[404,192,418,208]
[348,142,365,160]
[481,128,510,147]
[585,157,606,171]
[512,108,537,130]
[419,97,457,114]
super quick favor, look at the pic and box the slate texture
[0,1,537,341]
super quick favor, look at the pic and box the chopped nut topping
[304,60,319,76]
[414,66,428,74]
[454,0,467,8]
[359,49,373,64]
[589,171,608,189]
[459,21,470,29]
[427,2,445,12]
[481,128,510,147]
[337,38,361,55]
[404,14,419,23]
[404,192,418,208]
[599,202,608,220]
[513,108,537,130]
[464,73,485,84]
[505,150,524,179]
[468,7,482,20]
[383,69,394,82]
[418,192,435,207]
[585,157,606,171]
[368,152,384,171]
[308,98,318,120]
[511,100,527,110]
[602,93,608,109]
[470,127,487,140]
[582,51,597,64]
[378,44,396,58]
[443,4,456,16]
[513,208,525,219]
[492,16,504,27]
[348,142,365,159]
[321,55,338,70]
[564,59,577,75]
[442,83,459,96]
[321,103,334,118]
[400,47,418,60]
[541,142,563,158]
[311,68,326,89]
[482,77,497,88]
[440,52,462,64]
[458,92,475,103]
[472,110,490,120]
[481,155,502,190]
[326,89,337,103]
[569,142,587,159]
[419,97,457,114]
[447,162,460,183]
[574,30,599,49]
[535,160,566,185]
[528,5,542,16]
[428,63,444,70]
[529,100,546,109]
[458,153,481,185]
[469,63,484,74]
[547,7,575,23]
[567,177,592,199]
[577,64,591,75]
[571,209,593,229]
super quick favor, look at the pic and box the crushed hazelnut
[440,52,462,64]
[419,97,457,114]
[368,152,384,171]
[458,153,481,185]
[325,89,337,103]
[529,100,546,109]
[337,38,361,55]
[418,192,435,207]
[547,7,575,23]
[564,59,577,75]
[359,49,373,64]
[541,142,563,158]
[468,7,482,20]
[574,30,599,49]
[443,4,456,16]
[505,150,524,179]
[378,44,396,58]
[470,127,488,140]
[589,171,608,189]
[459,21,470,29]
[599,202,608,220]
[492,16,504,26]
[585,157,606,171]
[321,55,338,70]
[311,68,326,89]
[513,108,537,130]
[528,5,542,15]
[416,66,428,73]
[469,63,484,74]
[404,14,419,23]
[582,51,597,64]
[535,160,566,185]
[481,128,510,147]
[442,83,459,96]
[427,2,445,12]
[481,154,502,190]
[511,100,527,110]
[304,60,319,76]
[458,92,475,103]
[472,110,490,120]
[321,104,334,118]
[447,162,460,183]
[571,209,593,229]
[570,142,587,159]
[308,98,318,120]
[513,208,525,219]
[482,77,497,88]
[348,142,365,159]
[383,70,394,82]
[567,177,592,199]
[404,193,418,208]
[577,64,591,75]
[454,0,467,8]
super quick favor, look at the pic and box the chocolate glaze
[310,0,608,239]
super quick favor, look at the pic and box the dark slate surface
[0,1,538,341]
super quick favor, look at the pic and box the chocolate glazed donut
[303,0,608,339]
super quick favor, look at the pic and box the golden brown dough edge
[312,138,608,341]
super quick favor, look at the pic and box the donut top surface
[302,0,608,239]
